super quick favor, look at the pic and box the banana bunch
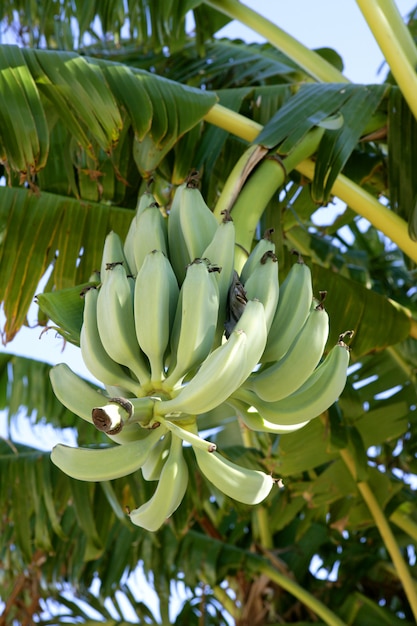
[49,174,352,532]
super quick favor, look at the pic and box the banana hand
[250,298,329,402]
[157,299,267,417]
[234,337,351,426]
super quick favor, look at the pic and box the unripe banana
[166,183,190,283]
[133,203,168,272]
[51,426,164,482]
[100,231,129,281]
[124,190,156,275]
[97,263,151,387]
[80,286,143,397]
[141,432,171,481]
[233,337,351,426]
[202,212,236,345]
[49,363,144,444]
[261,254,313,363]
[168,178,218,283]
[243,250,279,331]
[239,229,275,285]
[157,299,267,417]
[164,259,219,388]
[129,435,189,531]
[193,446,275,505]
[249,298,329,402]
[228,397,309,434]
[134,250,179,384]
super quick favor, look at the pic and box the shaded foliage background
[1,1,417,625]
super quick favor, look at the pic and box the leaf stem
[296,159,417,264]
[390,508,417,543]
[204,0,348,83]
[340,447,417,622]
[246,556,346,626]
[211,583,240,621]
[205,104,417,264]
[356,0,417,121]
[228,128,324,272]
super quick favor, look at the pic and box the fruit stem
[239,413,274,549]
[203,0,348,83]
[296,159,417,264]
[340,447,417,622]
[204,104,417,265]
[229,127,324,273]
[254,505,273,549]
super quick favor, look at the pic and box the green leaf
[312,84,387,202]
[36,281,97,346]
[312,263,411,355]
[388,87,417,240]
[0,187,133,341]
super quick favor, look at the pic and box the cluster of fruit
[50,177,351,531]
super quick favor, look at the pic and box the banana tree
[1,1,417,624]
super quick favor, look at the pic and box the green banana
[233,338,351,426]
[239,229,275,285]
[50,363,108,425]
[156,299,267,417]
[97,263,151,387]
[249,298,329,402]
[228,397,309,434]
[134,250,179,384]
[100,230,129,280]
[243,250,279,331]
[261,254,313,363]
[164,258,219,388]
[141,432,171,481]
[80,286,143,397]
[133,203,168,273]
[51,426,164,482]
[168,178,218,283]
[49,363,144,444]
[193,446,275,505]
[201,212,236,344]
[129,435,189,531]
[123,190,156,275]
[166,183,190,283]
